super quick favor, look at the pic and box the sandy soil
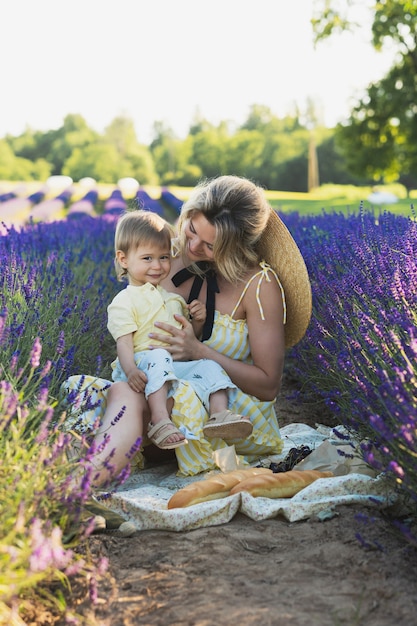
[22,375,417,626]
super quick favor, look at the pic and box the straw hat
[257,209,312,349]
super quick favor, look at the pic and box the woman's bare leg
[90,382,149,486]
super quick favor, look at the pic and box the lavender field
[1,197,416,621]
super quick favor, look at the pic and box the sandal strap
[208,410,245,424]
[148,419,182,445]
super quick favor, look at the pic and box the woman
[63,175,311,484]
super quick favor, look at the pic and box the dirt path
[85,505,417,626]
[23,375,417,626]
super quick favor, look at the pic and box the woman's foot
[147,419,188,450]
[203,410,253,440]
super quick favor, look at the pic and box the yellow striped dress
[170,262,285,475]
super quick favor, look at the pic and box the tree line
[0,107,368,192]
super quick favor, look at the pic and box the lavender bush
[288,207,417,502]
[0,215,122,620]
[0,214,121,389]
[0,335,109,622]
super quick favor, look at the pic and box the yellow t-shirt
[107,283,189,352]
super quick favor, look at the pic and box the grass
[167,182,416,216]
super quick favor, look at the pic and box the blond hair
[176,175,270,283]
[114,210,174,281]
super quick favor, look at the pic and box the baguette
[167,467,273,509]
[229,469,334,499]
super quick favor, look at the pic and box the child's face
[117,241,171,287]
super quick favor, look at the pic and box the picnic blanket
[94,423,397,532]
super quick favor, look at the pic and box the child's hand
[127,368,148,393]
[188,299,207,323]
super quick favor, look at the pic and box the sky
[0,0,397,145]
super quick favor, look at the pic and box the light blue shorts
[111,348,236,408]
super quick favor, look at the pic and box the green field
[1,180,416,222]
[161,183,417,217]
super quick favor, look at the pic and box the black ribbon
[171,264,219,341]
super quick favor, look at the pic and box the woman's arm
[150,278,285,401]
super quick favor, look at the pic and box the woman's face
[184,212,216,262]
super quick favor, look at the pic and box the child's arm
[187,299,206,340]
[116,333,148,393]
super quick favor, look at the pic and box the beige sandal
[203,410,253,440]
[147,419,188,450]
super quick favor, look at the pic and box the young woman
[63,175,311,484]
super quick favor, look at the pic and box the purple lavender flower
[30,337,42,368]
[29,519,74,573]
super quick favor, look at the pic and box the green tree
[223,130,265,181]
[0,140,51,181]
[152,133,201,186]
[104,116,141,157]
[316,134,370,186]
[128,146,159,185]
[240,104,277,132]
[313,0,417,190]
[260,127,311,190]
[8,114,99,177]
[49,114,99,175]
[104,116,158,184]
[149,122,194,184]
[190,123,230,178]
[7,128,60,172]
[62,142,122,183]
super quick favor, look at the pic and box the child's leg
[147,383,186,448]
[195,361,252,440]
[208,388,229,414]
[173,359,236,411]
[142,350,187,449]
[173,359,252,439]
[147,381,171,423]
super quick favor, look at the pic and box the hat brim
[258,210,312,348]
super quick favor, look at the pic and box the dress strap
[230,261,286,324]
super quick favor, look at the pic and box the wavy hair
[176,176,270,283]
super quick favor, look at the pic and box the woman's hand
[149,314,203,361]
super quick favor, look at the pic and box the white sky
[0,0,396,144]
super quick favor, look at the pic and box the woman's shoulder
[248,262,283,287]
[244,262,286,322]
[239,262,279,286]
[232,262,283,305]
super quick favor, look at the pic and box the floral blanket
[95,423,397,532]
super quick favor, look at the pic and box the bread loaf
[229,469,333,499]
[167,467,273,509]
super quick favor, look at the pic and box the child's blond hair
[114,210,174,281]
